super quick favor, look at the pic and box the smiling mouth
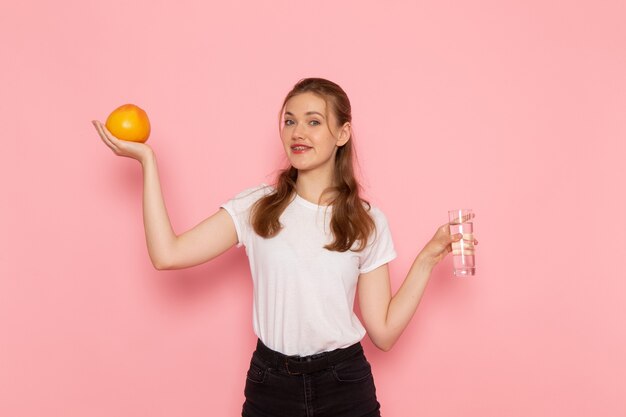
[291,146,311,154]
[291,144,312,151]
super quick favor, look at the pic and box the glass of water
[448,209,475,276]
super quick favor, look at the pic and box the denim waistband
[254,338,363,375]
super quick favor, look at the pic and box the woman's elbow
[371,337,394,352]
[152,257,171,270]
[378,343,393,352]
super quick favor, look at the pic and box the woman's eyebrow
[284,111,325,118]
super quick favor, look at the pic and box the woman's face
[280,92,350,173]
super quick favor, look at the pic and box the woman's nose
[291,123,305,139]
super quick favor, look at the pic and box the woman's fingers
[92,120,110,144]
[97,121,116,145]
[444,219,478,245]
[420,220,479,267]
[100,122,116,140]
[93,120,120,153]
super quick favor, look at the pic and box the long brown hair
[250,77,376,252]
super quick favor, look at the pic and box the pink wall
[1,0,624,416]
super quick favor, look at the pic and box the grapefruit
[105,103,151,142]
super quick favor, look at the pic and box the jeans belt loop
[285,357,302,375]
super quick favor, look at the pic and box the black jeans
[242,338,382,417]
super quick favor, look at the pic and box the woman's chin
[288,160,309,170]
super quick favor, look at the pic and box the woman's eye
[283,119,319,126]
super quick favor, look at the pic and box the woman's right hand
[92,120,153,163]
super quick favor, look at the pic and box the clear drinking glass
[448,209,475,276]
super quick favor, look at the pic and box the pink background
[1,0,624,416]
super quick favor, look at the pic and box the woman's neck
[295,174,336,206]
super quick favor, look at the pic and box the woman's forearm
[383,255,436,350]
[141,152,177,269]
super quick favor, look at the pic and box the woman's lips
[291,146,311,154]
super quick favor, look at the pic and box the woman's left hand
[417,217,478,267]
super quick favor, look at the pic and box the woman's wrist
[415,251,437,271]
[140,148,155,166]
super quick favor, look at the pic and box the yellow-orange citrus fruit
[105,104,151,142]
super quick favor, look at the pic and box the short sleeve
[219,183,269,249]
[359,208,398,274]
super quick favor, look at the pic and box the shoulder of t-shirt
[360,202,392,241]
[362,202,389,224]
[232,182,274,201]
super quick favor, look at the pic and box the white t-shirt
[220,182,397,356]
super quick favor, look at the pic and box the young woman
[92,77,478,417]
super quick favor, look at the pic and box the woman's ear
[337,122,351,146]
